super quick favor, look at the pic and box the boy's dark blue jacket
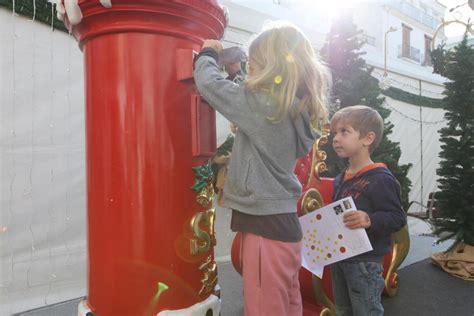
[333,164,407,262]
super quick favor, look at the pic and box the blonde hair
[245,22,330,129]
[331,105,384,153]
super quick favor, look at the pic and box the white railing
[360,32,376,46]
[421,53,433,67]
[398,44,421,62]
[387,1,440,30]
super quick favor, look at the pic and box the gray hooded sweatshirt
[194,53,319,216]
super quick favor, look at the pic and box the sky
[435,0,473,37]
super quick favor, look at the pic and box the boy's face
[332,122,373,158]
[224,62,242,76]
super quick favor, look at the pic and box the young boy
[330,105,407,316]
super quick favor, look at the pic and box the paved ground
[382,259,474,316]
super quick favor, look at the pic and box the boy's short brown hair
[331,105,384,153]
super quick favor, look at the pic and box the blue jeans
[330,261,385,316]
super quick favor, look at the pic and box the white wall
[0,9,87,315]
[367,66,446,213]
[382,96,447,213]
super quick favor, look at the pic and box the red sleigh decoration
[230,126,410,315]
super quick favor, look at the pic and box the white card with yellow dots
[299,197,373,278]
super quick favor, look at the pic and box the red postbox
[62,1,226,315]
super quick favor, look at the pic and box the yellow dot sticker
[274,75,283,84]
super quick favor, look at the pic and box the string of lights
[382,100,447,125]
[382,86,445,109]
[1,2,85,311]
[373,72,445,97]
[26,0,37,291]
[63,30,73,270]
[44,1,57,305]
[4,1,17,309]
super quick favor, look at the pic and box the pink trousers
[240,232,303,316]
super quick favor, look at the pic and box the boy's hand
[202,40,223,54]
[230,122,239,134]
[343,211,371,229]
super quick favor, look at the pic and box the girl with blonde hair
[194,22,330,315]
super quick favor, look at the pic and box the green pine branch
[431,33,474,248]
[0,0,68,33]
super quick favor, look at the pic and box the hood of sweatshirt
[290,99,320,158]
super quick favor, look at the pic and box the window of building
[424,35,433,66]
[402,24,412,58]
[273,0,291,5]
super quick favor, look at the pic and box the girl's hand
[57,0,112,25]
[56,0,83,25]
[202,40,223,54]
[343,210,371,229]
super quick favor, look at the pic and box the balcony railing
[398,45,421,63]
[360,33,376,46]
[387,1,440,30]
[421,53,433,67]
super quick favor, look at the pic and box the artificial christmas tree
[431,33,474,249]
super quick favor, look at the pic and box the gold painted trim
[432,20,473,51]
[301,189,324,215]
[308,124,330,184]
[198,256,218,295]
[190,208,216,256]
[196,184,214,207]
[384,224,410,297]
[312,274,336,316]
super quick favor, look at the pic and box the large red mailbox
[62,1,226,315]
